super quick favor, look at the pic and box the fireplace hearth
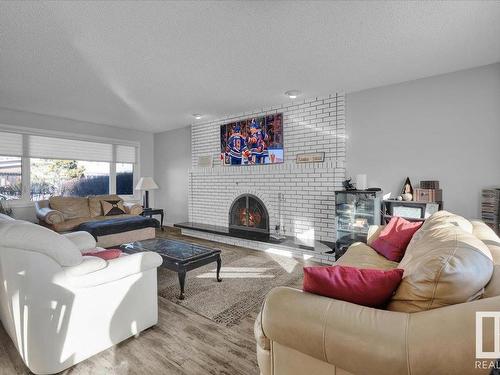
[229,194,269,238]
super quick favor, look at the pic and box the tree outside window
[30,159,110,200]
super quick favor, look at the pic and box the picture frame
[296,152,325,164]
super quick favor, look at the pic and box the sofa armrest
[60,251,163,288]
[35,206,65,225]
[63,231,97,252]
[261,287,410,375]
[407,295,500,375]
[255,311,270,350]
[123,201,143,215]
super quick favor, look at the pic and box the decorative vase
[402,193,413,201]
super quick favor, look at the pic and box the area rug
[157,242,306,328]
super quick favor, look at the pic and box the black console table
[142,208,165,231]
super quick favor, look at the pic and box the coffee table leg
[178,270,186,300]
[216,256,222,282]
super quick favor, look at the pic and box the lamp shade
[135,177,159,190]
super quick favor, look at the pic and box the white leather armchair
[0,219,163,374]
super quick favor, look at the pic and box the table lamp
[135,177,159,209]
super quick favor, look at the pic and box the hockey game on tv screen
[220,113,284,165]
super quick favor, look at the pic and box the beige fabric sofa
[255,212,500,375]
[35,195,154,247]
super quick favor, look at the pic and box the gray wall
[0,108,155,221]
[347,63,500,219]
[154,126,191,225]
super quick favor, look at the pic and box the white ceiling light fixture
[192,114,202,120]
[285,90,301,99]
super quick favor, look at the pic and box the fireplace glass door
[229,194,269,233]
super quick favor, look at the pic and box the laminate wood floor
[0,228,306,375]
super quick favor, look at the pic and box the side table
[141,208,165,231]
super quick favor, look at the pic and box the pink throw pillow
[303,265,404,307]
[371,217,423,262]
[83,248,122,260]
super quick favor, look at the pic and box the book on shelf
[481,188,500,233]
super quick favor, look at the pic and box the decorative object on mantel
[296,152,325,164]
[420,180,440,189]
[135,177,159,209]
[400,177,414,201]
[414,180,442,203]
[342,178,356,191]
[198,155,213,168]
[355,174,367,190]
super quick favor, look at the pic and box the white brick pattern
[189,93,346,242]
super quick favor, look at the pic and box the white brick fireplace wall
[189,93,346,242]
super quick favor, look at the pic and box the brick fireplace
[188,93,345,243]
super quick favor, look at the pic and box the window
[115,145,136,196]
[0,129,138,202]
[116,163,134,195]
[0,156,22,200]
[30,159,110,200]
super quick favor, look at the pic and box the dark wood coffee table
[120,238,222,300]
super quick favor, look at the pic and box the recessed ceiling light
[285,90,301,99]
[192,114,202,120]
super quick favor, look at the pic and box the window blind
[0,132,23,157]
[28,135,113,162]
[116,145,136,163]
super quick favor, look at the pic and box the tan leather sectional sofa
[35,194,154,247]
[255,211,500,375]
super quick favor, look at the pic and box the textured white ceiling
[1,1,499,133]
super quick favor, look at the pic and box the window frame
[0,155,23,200]
[0,124,140,206]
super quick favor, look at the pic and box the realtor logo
[476,312,500,358]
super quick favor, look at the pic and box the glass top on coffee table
[120,238,222,300]
[120,238,220,262]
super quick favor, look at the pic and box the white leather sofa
[0,216,163,374]
[255,212,500,375]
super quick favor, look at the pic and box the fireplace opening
[229,194,269,237]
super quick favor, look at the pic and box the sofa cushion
[419,210,473,233]
[303,265,404,307]
[0,220,82,266]
[336,242,398,270]
[371,217,423,262]
[471,220,500,298]
[88,194,122,217]
[49,196,90,220]
[388,213,493,313]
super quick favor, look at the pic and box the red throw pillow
[83,248,122,260]
[371,217,423,262]
[303,265,404,307]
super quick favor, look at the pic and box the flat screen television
[220,113,283,165]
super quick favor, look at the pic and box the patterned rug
[157,242,306,328]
